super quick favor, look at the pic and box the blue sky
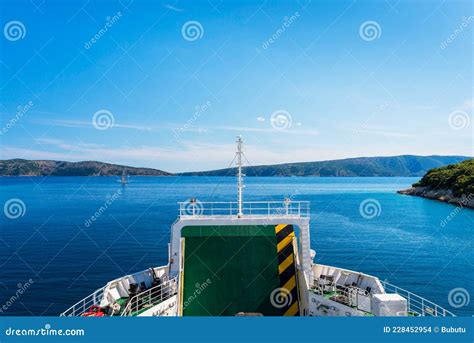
[0,0,472,172]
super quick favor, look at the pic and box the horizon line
[1,154,472,174]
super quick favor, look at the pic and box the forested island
[179,155,469,177]
[0,159,171,176]
[398,159,474,208]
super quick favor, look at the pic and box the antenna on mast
[236,135,244,217]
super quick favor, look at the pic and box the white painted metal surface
[310,264,455,317]
[236,135,244,217]
[372,293,407,316]
[380,281,454,316]
[178,201,310,219]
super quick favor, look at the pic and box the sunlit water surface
[1,176,472,316]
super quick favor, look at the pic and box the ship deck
[181,224,300,316]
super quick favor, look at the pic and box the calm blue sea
[0,177,472,316]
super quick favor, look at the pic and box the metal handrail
[178,200,310,218]
[311,278,455,317]
[120,277,178,316]
[380,281,455,317]
[60,287,105,317]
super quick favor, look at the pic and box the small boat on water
[119,169,128,186]
[62,137,455,317]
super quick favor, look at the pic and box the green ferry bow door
[180,224,300,316]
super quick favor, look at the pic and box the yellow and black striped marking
[275,224,299,316]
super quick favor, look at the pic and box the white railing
[311,277,455,317]
[380,281,455,317]
[60,287,105,317]
[121,277,178,316]
[178,200,310,219]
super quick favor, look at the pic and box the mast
[236,136,244,217]
[121,168,127,185]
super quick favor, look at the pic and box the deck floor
[181,225,284,316]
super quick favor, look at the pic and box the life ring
[81,305,105,317]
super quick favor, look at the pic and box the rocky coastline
[397,186,474,209]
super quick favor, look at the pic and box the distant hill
[1,155,471,177]
[178,155,472,177]
[0,159,171,176]
[398,159,474,208]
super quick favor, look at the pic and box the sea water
[0,176,472,316]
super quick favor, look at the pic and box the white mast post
[236,135,244,217]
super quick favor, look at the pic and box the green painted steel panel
[181,225,276,237]
[182,225,282,316]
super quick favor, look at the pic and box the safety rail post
[408,292,411,314]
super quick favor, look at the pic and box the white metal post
[236,136,244,217]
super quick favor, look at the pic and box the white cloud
[164,4,184,12]
[42,119,155,132]
[1,147,74,161]
[256,117,265,122]
[350,125,413,138]
[1,138,327,172]
[214,125,319,136]
[3,135,472,173]
[35,118,319,136]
